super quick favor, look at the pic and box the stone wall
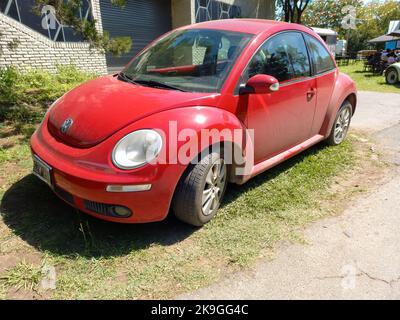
[0,8,107,75]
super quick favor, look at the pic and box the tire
[386,68,399,85]
[172,151,228,227]
[326,101,353,146]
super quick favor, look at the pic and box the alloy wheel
[202,159,227,216]
[333,106,351,144]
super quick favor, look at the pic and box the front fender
[320,72,357,138]
[32,106,248,222]
[116,106,248,182]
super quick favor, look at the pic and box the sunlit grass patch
[340,61,400,93]
[0,261,41,291]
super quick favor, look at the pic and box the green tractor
[385,62,400,85]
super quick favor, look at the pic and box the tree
[302,0,362,37]
[350,0,400,52]
[32,0,131,56]
[277,0,311,24]
[302,0,400,54]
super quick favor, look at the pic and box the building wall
[0,0,275,74]
[101,0,172,68]
[171,0,194,29]
[0,1,107,75]
[91,0,104,34]
[171,0,275,28]
[218,0,275,20]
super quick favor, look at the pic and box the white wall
[0,1,107,74]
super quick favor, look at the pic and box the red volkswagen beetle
[30,19,357,226]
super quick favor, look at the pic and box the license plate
[32,155,53,187]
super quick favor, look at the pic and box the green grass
[0,143,31,165]
[0,262,42,291]
[0,134,369,299]
[339,61,400,93]
[0,64,378,299]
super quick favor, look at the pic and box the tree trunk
[295,0,310,24]
[279,0,290,22]
[279,0,310,24]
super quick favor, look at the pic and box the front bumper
[30,123,184,224]
[49,167,167,223]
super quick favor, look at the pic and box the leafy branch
[32,0,131,56]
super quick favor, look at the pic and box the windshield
[122,29,253,93]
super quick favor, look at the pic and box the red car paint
[30,19,357,223]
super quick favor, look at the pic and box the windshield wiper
[117,73,186,92]
[133,79,187,92]
[117,72,138,84]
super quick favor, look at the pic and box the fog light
[111,206,132,218]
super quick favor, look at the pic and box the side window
[305,34,336,74]
[242,32,311,84]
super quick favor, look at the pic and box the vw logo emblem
[60,118,73,134]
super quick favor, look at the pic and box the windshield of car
[121,29,253,93]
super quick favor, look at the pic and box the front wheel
[172,152,228,227]
[326,101,353,146]
[386,68,399,85]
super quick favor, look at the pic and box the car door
[239,32,317,164]
[303,34,338,136]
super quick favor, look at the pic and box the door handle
[307,88,316,101]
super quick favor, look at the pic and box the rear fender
[319,72,357,138]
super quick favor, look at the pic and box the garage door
[100,0,172,69]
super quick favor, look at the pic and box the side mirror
[240,74,280,95]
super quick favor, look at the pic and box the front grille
[84,200,111,216]
[55,186,75,205]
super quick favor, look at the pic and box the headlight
[112,130,163,170]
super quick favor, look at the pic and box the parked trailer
[336,40,347,57]
[311,27,338,57]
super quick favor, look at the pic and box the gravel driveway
[180,91,400,300]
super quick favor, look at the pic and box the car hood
[48,75,221,148]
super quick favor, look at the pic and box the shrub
[0,67,19,108]
[0,65,95,125]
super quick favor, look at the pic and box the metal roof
[389,30,400,37]
[368,34,400,43]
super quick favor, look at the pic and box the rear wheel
[172,152,228,227]
[326,101,352,146]
[386,68,399,85]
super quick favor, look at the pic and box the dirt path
[181,91,400,300]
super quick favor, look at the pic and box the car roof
[183,19,310,35]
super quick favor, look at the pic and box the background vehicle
[385,62,400,84]
[336,40,348,57]
[311,27,338,57]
